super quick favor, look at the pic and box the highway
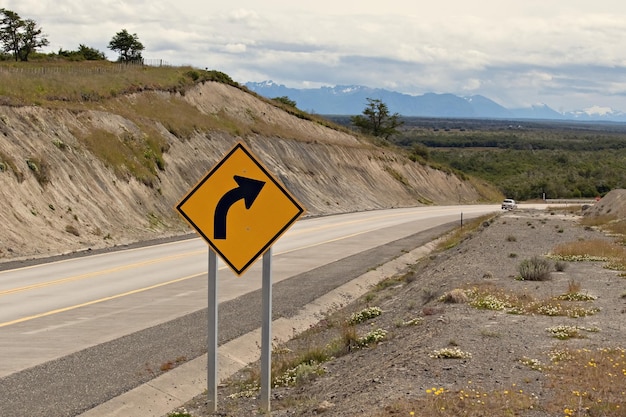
[0,205,500,416]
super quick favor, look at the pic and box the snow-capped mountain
[245,81,626,122]
[566,106,626,121]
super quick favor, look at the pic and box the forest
[390,117,626,200]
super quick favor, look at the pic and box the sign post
[260,247,273,412]
[175,142,305,411]
[207,248,218,412]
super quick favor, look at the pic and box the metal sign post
[260,247,273,412]
[175,142,304,412]
[207,248,218,412]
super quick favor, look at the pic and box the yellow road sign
[176,142,305,275]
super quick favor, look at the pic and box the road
[0,205,500,416]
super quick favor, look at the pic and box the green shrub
[348,306,382,324]
[272,96,297,108]
[65,224,80,236]
[26,157,50,185]
[518,256,552,281]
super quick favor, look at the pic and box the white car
[501,199,517,210]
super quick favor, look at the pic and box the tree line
[0,8,145,63]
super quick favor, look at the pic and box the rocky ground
[173,207,626,417]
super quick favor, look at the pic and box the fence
[0,58,173,75]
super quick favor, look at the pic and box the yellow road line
[0,238,195,275]
[0,228,379,328]
[0,215,381,297]
[287,210,412,235]
[0,250,205,297]
[276,228,378,255]
[0,272,206,328]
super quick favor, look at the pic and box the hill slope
[0,81,490,261]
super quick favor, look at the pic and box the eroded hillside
[0,81,492,261]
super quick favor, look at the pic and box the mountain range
[245,81,626,122]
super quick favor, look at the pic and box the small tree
[272,96,297,108]
[58,44,106,61]
[0,8,49,62]
[77,44,106,60]
[351,98,403,139]
[108,29,144,63]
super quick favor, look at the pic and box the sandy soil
[174,207,626,417]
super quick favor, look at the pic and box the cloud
[222,43,247,54]
[4,0,626,110]
[227,8,259,24]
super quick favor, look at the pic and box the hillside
[0,77,494,262]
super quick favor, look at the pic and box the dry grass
[75,128,161,186]
[581,215,626,242]
[552,239,624,259]
[554,212,626,270]
[0,61,229,106]
[436,214,496,251]
[551,239,626,270]
[372,281,621,417]
[607,220,626,241]
[580,214,618,228]
[460,282,600,318]
[375,384,537,417]
[546,347,626,416]
[375,351,626,417]
[548,204,585,214]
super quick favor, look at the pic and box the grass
[376,384,537,417]
[436,213,496,250]
[371,348,626,417]
[547,204,586,214]
[75,128,162,187]
[384,166,410,186]
[550,239,626,270]
[547,347,626,416]
[455,282,601,318]
[375,346,626,417]
[1,60,356,188]
[0,61,237,106]
[225,304,389,398]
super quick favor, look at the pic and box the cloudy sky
[7,1,626,112]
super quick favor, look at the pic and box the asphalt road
[0,205,499,417]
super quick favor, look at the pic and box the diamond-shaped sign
[176,142,305,275]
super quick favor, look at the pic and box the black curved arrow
[214,175,266,239]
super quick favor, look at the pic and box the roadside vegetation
[396,213,626,417]
[195,211,626,417]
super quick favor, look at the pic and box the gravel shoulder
[177,208,626,417]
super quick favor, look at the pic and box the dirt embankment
[0,82,489,261]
